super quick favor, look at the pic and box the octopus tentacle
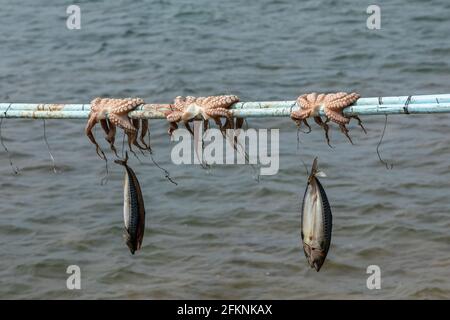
[140,119,150,150]
[325,92,360,111]
[110,98,144,114]
[350,115,367,134]
[184,120,194,136]
[235,117,244,130]
[291,109,310,123]
[126,129,138,152]
[133,118,140,131]
[206,107,232,118]
[339,124,353,144]
[166,110,183,136]
[203,119,209,132]
[223,118,234,130]
[125,118,146,150]
[198,95,239,109]
[109,113,135,133]
[313,116,332,147]
[212,117,225,133]
[106,121,118,157]
[173,96,185,111]
[291,91,362,145]
[206,108,233,130]
[167,110,183,122]
[302,119,312,133]
[100,119,110,136]
[85,115,106,160]
[324,107,350,125]
[168,122,178,136]
[323,92,347,104]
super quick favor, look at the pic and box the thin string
[300,157,309,177]
[121,131,125,158]
[96,124,109,185]
[129,146,143,164]
[376,115,393,170]
[0,104,19,174]
[227,126,260,182]
[99,152,110,185]
[148,150,178,185]
[403,95,411,114]
[42,119,57,174]
[147,124,153,153]
[144,123,177,185]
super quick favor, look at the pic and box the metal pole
[1,94,450,119]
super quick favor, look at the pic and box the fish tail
[311,157,318,174]
[309,157,326,181]
[308,157,319,182]
[114,151,129,166]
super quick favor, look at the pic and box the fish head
[303,243,327,272]
[126,239,136,255]
[123,231,136,255]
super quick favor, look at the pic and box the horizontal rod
[1,94,450,119]
[2,93,450,112]
[1,103,449,119]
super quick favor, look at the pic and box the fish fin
[315,171,327,178]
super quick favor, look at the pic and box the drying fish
[301,157,332,272]
[290,92,365,146]
[115,152,146,254]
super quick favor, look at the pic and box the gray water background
[0,0,450,299]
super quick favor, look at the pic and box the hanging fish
[115,152,146,254]
[301,157,332,272]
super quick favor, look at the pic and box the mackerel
[115,152,146,254]
[301,158,332,271]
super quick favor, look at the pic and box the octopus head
[181,103,203,121]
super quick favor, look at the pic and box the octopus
[165,95,241,136]
[85,97,149,159]
[290,92,366,146]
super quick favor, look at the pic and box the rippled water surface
[1,0,450,299]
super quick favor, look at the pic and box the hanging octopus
[164,95,242,136]
[290,92,366,146]
[85,97,150,159]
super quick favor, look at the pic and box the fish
[114,152,146,254]
[301,157,332,271]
